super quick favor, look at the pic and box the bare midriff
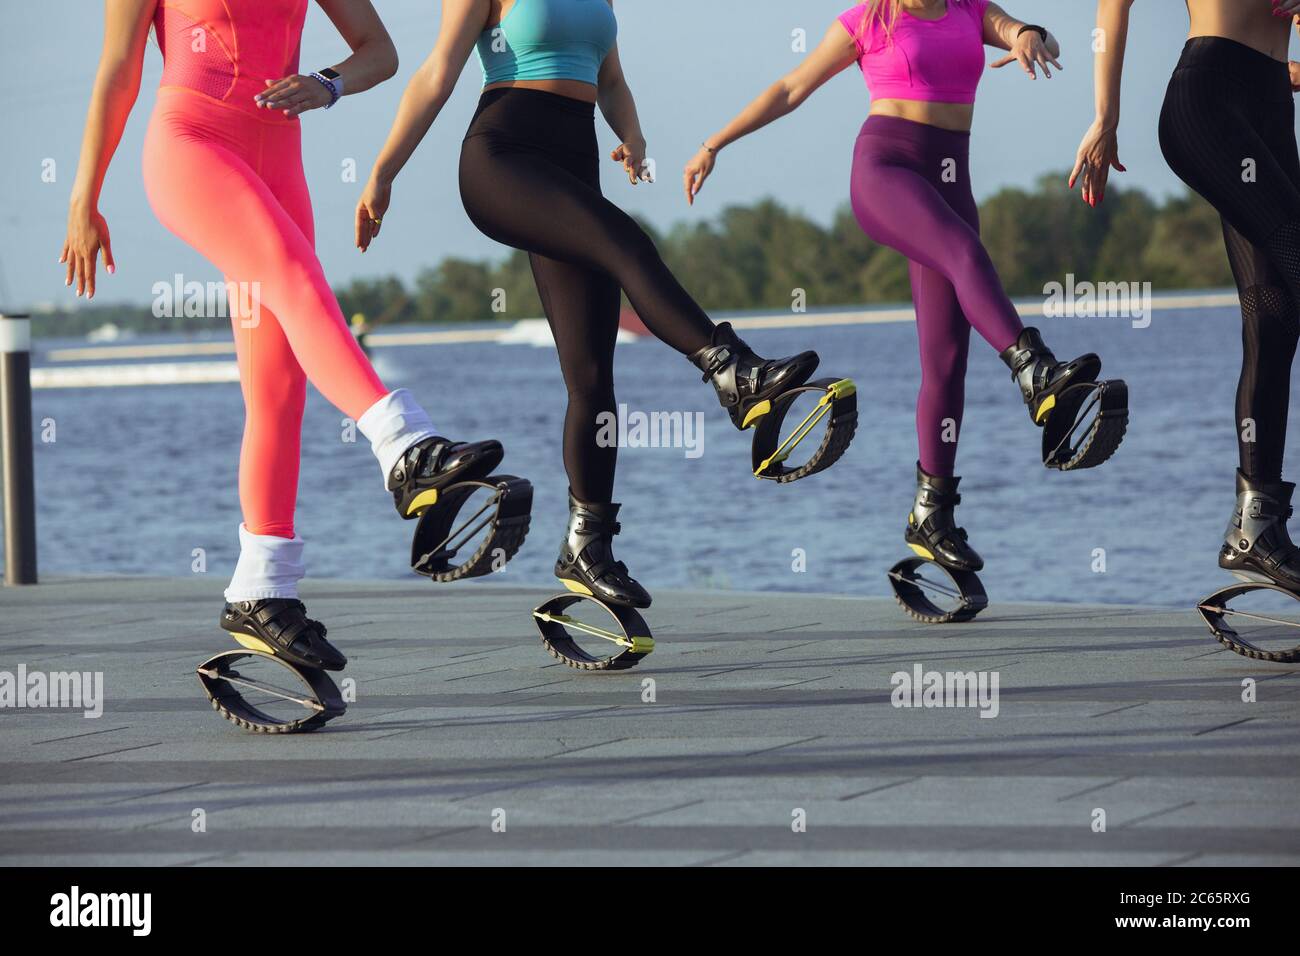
[868,99,975,132]
[1186,0,1292,62]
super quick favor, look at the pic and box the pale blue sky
[0,0,1287,311]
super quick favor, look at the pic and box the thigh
[1222,217,1289,297]
[460,138,642,271]
[1160,75,1300,245]
[144,129,320,299]
[531,253,622,390]
[850,156,986,275]
[260,123,316,247]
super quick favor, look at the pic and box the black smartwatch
[1017,24,1048,42]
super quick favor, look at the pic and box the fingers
[355,204,381,252]
[269,89,314,117]
[990,53,1015,69]
[62,244,75,289]
[255,77,294,104]
[101,227,115,276]
[255,76,322,115]
[355,204,369,251]
[1084,164,1111,207]
[1021,51,1038,80]
[1068,154,1085,190]
[75,251,95,299]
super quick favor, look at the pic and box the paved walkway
[1,577,1296,865]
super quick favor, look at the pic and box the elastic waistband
[858,114,971,150]
[467,87,597,147]
[478,86,596,118]
[154,85,300,127]
[1175,36,1291,95]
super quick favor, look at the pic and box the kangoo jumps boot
[690,322,820,430]
[554,494,652,608]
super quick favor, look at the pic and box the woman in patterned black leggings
[1074,0,1300,591]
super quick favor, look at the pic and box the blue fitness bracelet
[309,69,342,109]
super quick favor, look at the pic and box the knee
[600,213,659,267]
[947,236,991,279]
[244,367,307,415]
[919,341,969,385]
[563,364,615,406]
[1242,284,1299,352]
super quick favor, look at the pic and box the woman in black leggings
[1074,0,1300,591]
[357,0,821,608]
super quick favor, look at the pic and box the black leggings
[1160,37,1300,482]
[460,88,715,502]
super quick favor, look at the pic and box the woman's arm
[985,2,1063,78]
[683,21,857,205]
[257,0,398,116]
[355,0,488,249]
[60,0,156,299]
[597,44,650,185]
[1069,0,1136,207]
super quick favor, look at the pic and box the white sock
[357,388,438,482]
[224,524,306,602]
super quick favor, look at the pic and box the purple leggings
[850,115,1024,477]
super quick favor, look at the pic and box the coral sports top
[477,0,618,87]
[153,0,309,116]
[838,0,991,105]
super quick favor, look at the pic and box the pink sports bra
[838,0,990,105]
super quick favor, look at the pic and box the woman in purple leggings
[686,0,1127,574]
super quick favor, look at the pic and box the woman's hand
[683,146,717,206]
[59,206,114,299]
[355,177,391,252]
[1069,118,1126,207]
[992,29,1063,79]
[611,137,650,185]
[254,75,334,117]
[1290,61,1300,92]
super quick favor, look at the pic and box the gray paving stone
[1,575,1297,865]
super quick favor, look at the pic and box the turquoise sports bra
[477,0,618,87]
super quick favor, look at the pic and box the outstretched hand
[611,139,651,185]
[1070,119,1126,208]
[683,146,716,206]
[59,207,114,299]
[355,178,390,253]
[992,30,1062,80]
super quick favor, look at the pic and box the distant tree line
[29,173,1234,337]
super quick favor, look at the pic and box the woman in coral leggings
[61,0,503,672]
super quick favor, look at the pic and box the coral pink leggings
[144,89,387,538]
